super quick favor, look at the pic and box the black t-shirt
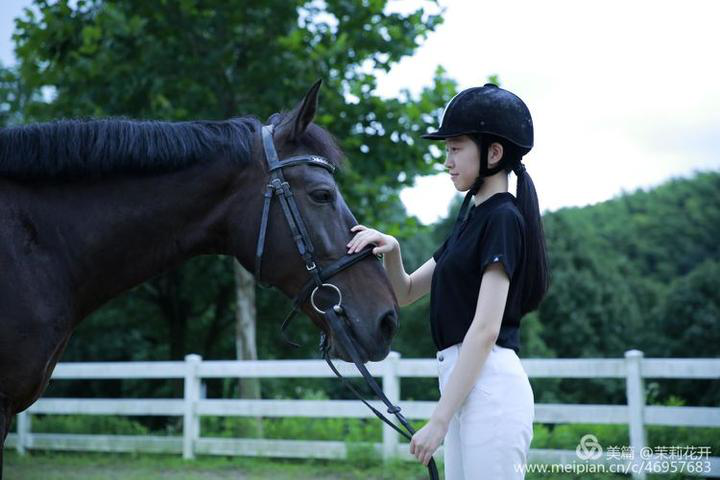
[430,191,527,354]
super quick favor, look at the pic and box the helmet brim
[421,129,473,140]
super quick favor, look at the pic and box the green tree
[655,258,720,358]
[0,63,27,126]
[533,171,719,405]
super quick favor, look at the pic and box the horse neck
[28,157,262,320]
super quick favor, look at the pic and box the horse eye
[310,189,334,203]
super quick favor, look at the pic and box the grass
[3,451,430,480]
[6,417,717,479]
[5,450,712,479]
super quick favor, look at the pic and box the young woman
[345,83,549,479]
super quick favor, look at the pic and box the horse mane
[0,116,261,180]
[0,114,345,181]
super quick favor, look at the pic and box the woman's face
[443,135,480,192]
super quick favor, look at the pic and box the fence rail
[6,350,719,479]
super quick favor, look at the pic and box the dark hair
[471,133,549,315]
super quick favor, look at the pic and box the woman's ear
[488,142,504,167]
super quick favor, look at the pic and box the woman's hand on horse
[347,225,398,255]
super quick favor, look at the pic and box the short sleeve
[478,209,523,278]
[432,237,450,261]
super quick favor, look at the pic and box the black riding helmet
[422,83,533,190]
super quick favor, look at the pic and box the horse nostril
[380,310,398,340]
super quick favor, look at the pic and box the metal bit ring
[310,283,343,314]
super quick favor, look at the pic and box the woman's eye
[310,190,334,203]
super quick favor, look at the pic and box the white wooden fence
[6,349,720,479]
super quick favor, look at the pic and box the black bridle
[255,123,439,479]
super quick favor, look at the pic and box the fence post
[625,349,647,480]
[183,354,202,460]
[382,351,401,462]
[16,411,31,455]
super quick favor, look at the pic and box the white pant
[436,342,534,479]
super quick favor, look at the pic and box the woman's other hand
[347,225,398,255]
[409,418,447,466]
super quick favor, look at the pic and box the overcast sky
[384,0,720,222]
[2,0,718,223]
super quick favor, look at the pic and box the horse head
[230,80,399,363]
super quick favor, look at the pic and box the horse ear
[277,79,322,142]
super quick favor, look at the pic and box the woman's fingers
[348,232,370,253]
[347,226,364,249]
[346,231,360,250]
[347,229,375,253]
[346,227,394,256]
[348,227,368,247]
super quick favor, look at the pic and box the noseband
[255,123,439,479]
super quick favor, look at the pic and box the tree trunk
[233,260,263,437]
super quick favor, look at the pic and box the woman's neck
[471,170,509,207]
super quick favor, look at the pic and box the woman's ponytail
[469,133,550,314]
[511,158,549,315]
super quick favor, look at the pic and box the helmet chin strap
[469,134,505,196]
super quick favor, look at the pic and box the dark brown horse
[0,81,399,476]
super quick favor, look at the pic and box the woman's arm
[382,246,436,307]
[429,262,509,427]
